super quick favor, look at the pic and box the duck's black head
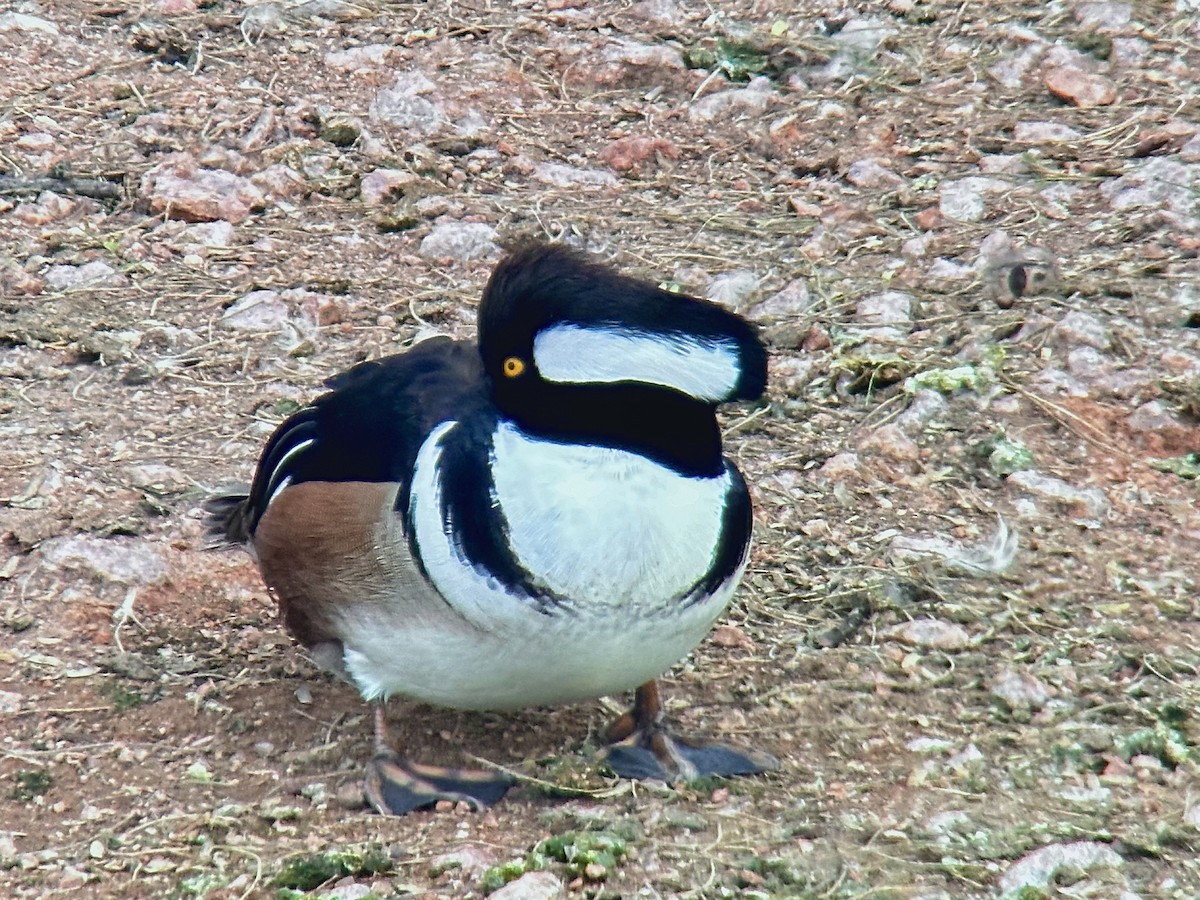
[475,243,767,476]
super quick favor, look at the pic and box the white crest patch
[532,323,741,401]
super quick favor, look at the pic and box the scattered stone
[531,162,618,189]
[1043,66,1117,107]
[39,535,168,585]
[978,154,1028,175]
[770,356,816,395]
[11,191,78,226]
[324,44,390,73]
[334,781,367,809]
[142,155,265,224]
[880,619,970,651]
[845,158,904,189]
[989,668,1053,710]
[220,290,290,331]
[0,12,59,34]
[705,269,758,311]
[1050,311,1112,350]
[589,37,686,87]
[0,690,23,713]
[1073,2,1132,31]
[987,46,1043,90]
[418,221,499,261]
[689,78,775,123]
[489,870,566,900]
[359,169,418,206]
[1013,121,1083,143]
[252,164,308,201]
[895,389,949,433]
[321,881,373,900]
[855,290,913,340]
[1126,400,1188,436]
[125,463,189,493]
[1007,470,1109,522]
[749,279,812,321]
[185,221,235,248]
[999,842,1123,895]
[597,135,680,174]
[907,736,955,754]
[370,71,444,136]
[241,2,288,38]
[709,625,754,650]
[157,0,199,14]
[831,16,897,54]
[415,195,456,218]
[819,452,860,479]
[1111,36,1149,67]
[1100,158,1197,216]
[858,424,919,462]
[44,261,123,290]
[430,845,498,880]
[938,176,1009,222]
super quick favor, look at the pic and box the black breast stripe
[428,419,568,616]
[683,461,753,606]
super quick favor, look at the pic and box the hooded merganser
[205,242,776,813]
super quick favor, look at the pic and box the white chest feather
[489,422,730,607]
[337,419,744,710]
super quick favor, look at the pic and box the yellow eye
[502,356,526,378]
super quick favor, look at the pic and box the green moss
[104,682,146,711]
[1148,453,1200,479]
[532,830,627,881]
[481,830,631,893]
[971,431,1035,476]
[11,769,52,802]
[274,846,392,891]
[480,859,530,893]
[905,364,990,395]
[832,352,916,396]
[320,122,360,147]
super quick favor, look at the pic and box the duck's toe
[365,753,514,815]
[605,732,778,782]
[603,681,778,783]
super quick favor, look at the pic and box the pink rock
[11,191,77,226]
[324,44,390,73]
[531,162,617,189]
[846,157,904,188]
[881,619,970,651]
[220,290,289,331]
[156,0,199,14]
[597,135,680,174]
[1043,66,1117,107]
[251,164,307,201]
[360,169,418,206]
[1013,121,1083,143]
[689,78,775,123]
[142,155,265,224]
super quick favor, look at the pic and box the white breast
[336,419,746,710]
[489,421,730,609]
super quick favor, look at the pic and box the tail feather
[202,489,254,548]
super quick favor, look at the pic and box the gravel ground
[1,1,1198,898]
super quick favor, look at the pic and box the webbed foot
[364,704,513,815]
[365,752,514,814]
[603,681,778,782]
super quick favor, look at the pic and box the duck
[204,241,776,814]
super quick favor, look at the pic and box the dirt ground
[2,1,1199,897]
